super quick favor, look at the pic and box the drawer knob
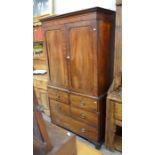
[57,95,60,99]
[80,100,85,107]
[80,128,86,133]
[66,56,70,59]
[80,113,86,119]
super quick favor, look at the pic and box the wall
[54,0,116,14]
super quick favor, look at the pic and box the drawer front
[71,107,99,127]
[50,99,70,116]
[70,94,98,112]
[52,111,98,142]
[115,102,122,121]
[48,88,69,103]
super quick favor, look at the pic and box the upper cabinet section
[42,7,115,97]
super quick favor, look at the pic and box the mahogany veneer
[41,7,115,148]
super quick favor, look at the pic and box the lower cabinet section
[48,86,106,146]
[49,96,104,144]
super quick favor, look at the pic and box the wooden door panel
[45,28,68,88]
[67,22,97,95]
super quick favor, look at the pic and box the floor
[43,113,122,155]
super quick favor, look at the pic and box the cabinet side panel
[97,18,115,96]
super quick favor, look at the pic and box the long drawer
[71,107,99,127]
[70,94,98,112]
[51,109,99,142]
[48,87,69,103]
[50,99,70,116]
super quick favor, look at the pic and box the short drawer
[71,107,99,127]
[115,102,122,121]
[50,99,70,116]
[70,94,98,112]
[48,88,69,103]
[52,111,98,142]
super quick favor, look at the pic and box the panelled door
[66,21,98,96]
[45,25,68,89]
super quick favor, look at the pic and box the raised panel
[67,23,97,96]
[45,28,68,88]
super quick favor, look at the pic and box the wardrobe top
[40,7,115,22]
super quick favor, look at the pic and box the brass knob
[80,128,86,133]
[66,56,70,59]
[80,100,85,107]
[80,113,86,119]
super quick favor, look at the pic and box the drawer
[48,88,69,103]
[52,111,98,142]
[71,107,99,127]
[50,99,70,116]
[69,119,98,142]
[115,102,122,121]
[70,94,98,112]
